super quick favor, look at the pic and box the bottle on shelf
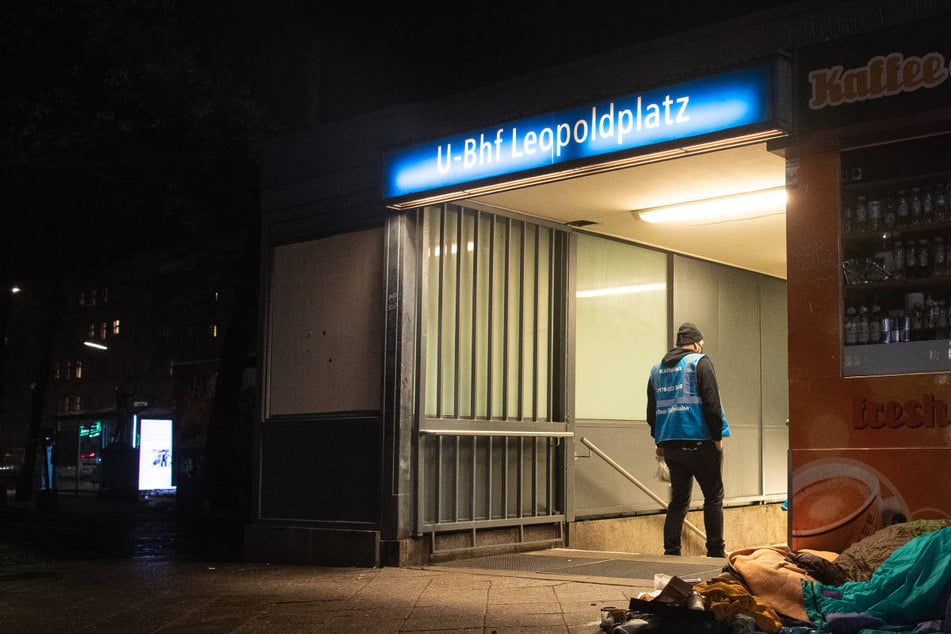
[892,240,906,280]
[933,237,946,276]
[883,194,897,234]
[869,299,882,344]
[843,202,853,236]
[922,186,934,224]
[911,303,924,341]
[868,193,883,231]
[910,187,923,225]
[925,296,938,340]
[934,185,948,221]
[895,190,909,226]
[918,238,931,278]
[854,195,868,234]
[844,305,858,346]
[937,299,949,340]
[905,241,918,279]
[857,304,870,345]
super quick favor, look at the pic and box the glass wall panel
[418,204,568,532]
[575,234,668,420]
[423,205,442,418]
[439,209,459,415]
[535,228,551,421]
[473,214,493,419]
[457,211,475,417]
[490,219,508,417]
[422,205,560,422]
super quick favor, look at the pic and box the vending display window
[841,133,951,376]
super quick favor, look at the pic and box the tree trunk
[15,278,60,502]
[203,224,259,516]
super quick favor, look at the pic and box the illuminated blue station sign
[384,63,779,201]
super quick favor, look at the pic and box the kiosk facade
[785,17,951,553]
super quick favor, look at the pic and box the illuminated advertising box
[138,418,174,491]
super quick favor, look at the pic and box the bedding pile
[690,520,951,634]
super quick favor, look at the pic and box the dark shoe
[706,551,726,558]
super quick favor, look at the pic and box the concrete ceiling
[470,143,788,279]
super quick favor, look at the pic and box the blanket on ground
[802,526,951,634]
[728,545,836,623]
[726,521,951,624]
[693,577,784,633]
[792,520,951,586]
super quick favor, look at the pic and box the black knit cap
[676,322,704,346]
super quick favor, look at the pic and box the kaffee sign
[794,17,951,131]
[808,51,949,111]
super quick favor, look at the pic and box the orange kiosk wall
[786,20,951,553]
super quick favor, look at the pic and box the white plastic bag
[654,453,670,482]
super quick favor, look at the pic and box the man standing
[647,322,730,558]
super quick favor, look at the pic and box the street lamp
[81,337,137,499]
[1,285,22,439]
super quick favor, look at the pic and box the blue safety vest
[650,353,729,442]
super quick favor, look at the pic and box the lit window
[75,361,83,380]
[79,291,86,306]
[100,322,108,339]
[214,291,219,302]
[89,322,96,338]
[211,323,218,337]
[54,362,61,380]
[74,396,81,411]
[112,319,120,335]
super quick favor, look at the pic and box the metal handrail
[420,429,574,437]
[579,436,706,541]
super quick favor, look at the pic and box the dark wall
[260,414,380,523]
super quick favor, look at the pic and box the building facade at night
[247,1,951,566]
[1,240,243,497]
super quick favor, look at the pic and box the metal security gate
[416,203,570,534]
[419,428,572,530]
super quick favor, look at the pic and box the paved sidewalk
[0,492,727,633]
[1,555,665,633]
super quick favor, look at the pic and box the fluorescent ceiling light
[83,341,108,350]
[634,186,786,225]
[576,282,666,298]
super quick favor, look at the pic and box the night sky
[2,0,812,284]
[214,0,813,125]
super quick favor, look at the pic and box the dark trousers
[661,440,725,557]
